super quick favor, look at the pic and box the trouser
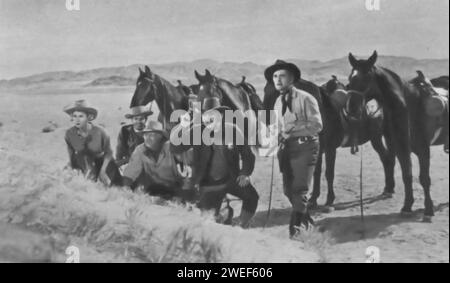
[197,181,259,221]
[73,155,123,187]
[279,138,320,214]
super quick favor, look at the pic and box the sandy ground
[0,89,448,263]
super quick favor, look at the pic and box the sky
[0,0,448,79]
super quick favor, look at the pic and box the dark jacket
[116,125,144,165]
[192,144,255,186]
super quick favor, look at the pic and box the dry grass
[0,143,319,262]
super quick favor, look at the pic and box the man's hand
[99,171,111,186]
[236,175,251,188]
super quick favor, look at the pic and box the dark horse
[130,66,190,131]
[194,70,265,150]
[347,51,446,221]
[409,71,449,153]
[307,76,387,209]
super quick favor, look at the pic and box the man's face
[72,111,89,129]
[144,132,164,151]
[273,69,294,92]
[132,116,147,131]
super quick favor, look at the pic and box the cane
[264,154,276,228]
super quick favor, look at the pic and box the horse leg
[309,145,323,209]
[371,135,396,196]
[414,146,434,221]
[324,147,337,207]
[394,131,414,215]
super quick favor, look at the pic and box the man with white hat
[122,120,194,201]
[116,106,153,167]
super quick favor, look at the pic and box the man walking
[265,60,323,238]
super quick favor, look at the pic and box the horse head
[130,66,159,108]
[410,70,440,98]
[348,51,379,94]
[177,80,192,96]
[195,69,225,104]
[323,75,347,95]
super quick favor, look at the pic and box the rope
[359,144,366,239]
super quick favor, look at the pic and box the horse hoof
[422,216,433,223]
[323,206,335,213]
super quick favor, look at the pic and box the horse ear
[332,75,337,80]
[195,70,203,83]
[368,51,378,67]
[145,66,152,75]
[205,69,212,78]
[241,76,246,83]
[139,67,144,76]
[417,70,425,80]
[349,53,358,68]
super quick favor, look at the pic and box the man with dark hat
[195,97,259,228]
[171,96,259,227]
[122,120,194,201]
[265,60,323,238]
[116,106,153,167]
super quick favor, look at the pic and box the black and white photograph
[0,0,448,265]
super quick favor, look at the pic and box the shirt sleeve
[100,128,113,157]
[123,149,144,183]
[65,132,76,168]
[238,145,255,176]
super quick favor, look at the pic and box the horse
[308,76,387,209]
[177,80,192,96]
[194,70,264,150]
[130,66,189,131]
[347,50,444,221]
[409,71,449,153]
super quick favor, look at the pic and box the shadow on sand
[251,202,449,244]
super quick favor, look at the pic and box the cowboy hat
[125,106,153,119]
[141,120,169,139]
[202,97,231,113]
[264,59,301,82]
[63,100,98,120]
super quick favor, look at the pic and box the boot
[289,211,302,238]
[235,210,254,229]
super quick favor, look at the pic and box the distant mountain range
[0,56,448,92]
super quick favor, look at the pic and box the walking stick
[264,154,276,228]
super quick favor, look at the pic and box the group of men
[115,60,323,237]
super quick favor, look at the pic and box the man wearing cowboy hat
[122,120,194,201]
[63,100,122,187]
[265,60,323,238]
[116,106,153,167]
[190,96,259,228]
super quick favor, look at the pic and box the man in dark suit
[116,106,153,167]
[172,97,259,228]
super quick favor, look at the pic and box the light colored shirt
[274,86,323,139]
[123,142,182,188]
